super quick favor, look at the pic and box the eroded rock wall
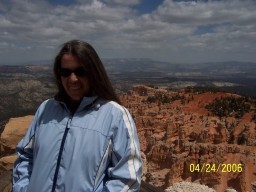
[120,85,256,192]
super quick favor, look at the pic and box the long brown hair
[53,40,120,104]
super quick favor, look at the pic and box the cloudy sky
[0,0,256,65]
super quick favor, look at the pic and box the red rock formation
[120,85,256,192]
[1,116,33,156]
[0,116,33,192]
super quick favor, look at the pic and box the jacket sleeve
[103,106,142,192]
[12,110,40,192]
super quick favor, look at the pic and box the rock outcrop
[165,181,216,192]
[1,116,33,155]
[0,116,33,192]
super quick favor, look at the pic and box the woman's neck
[69,99,81,114]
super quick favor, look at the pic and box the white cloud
[0,0,256,64]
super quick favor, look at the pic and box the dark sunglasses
[59,67,88,77]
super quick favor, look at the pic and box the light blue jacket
[12,96,142,192]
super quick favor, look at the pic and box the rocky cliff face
[0,85,255,192]
[0,116,33,192]
[120,85,256,192]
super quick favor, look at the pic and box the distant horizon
[1,57,256,66]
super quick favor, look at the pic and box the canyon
[1,85,256,192]
[120,85,256,192]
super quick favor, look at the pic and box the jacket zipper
[50,98,98,192]
[51,115,72,192]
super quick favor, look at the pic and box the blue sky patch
[48,0,75,6]
[134,0,164,14]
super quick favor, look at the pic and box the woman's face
[60,54,90,102]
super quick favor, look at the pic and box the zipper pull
[66,113,73,128]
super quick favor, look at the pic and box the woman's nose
[69,72,78,82]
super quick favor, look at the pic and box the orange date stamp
[189,163,243,173]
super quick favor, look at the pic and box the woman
[12,40,142,192]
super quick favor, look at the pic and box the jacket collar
[57,96,99,114]
[78,96,98,112]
